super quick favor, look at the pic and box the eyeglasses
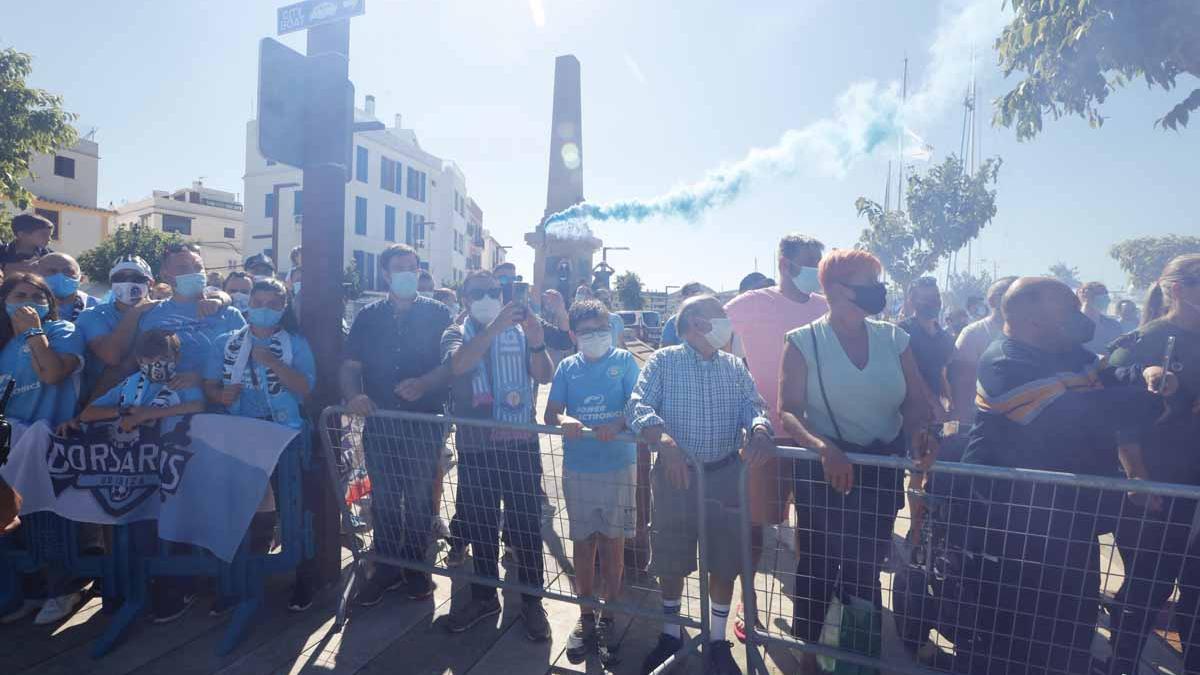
[465,288,503,301]
[575,329,609,340]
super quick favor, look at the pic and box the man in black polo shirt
[341,243,452,606]
[899,276,955,403]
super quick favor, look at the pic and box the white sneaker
[1,599,41,624]
[33,593,82,625]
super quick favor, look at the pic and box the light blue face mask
[388,271,419,298]
[6,302,51,320]
[173,272,207,298]
[791,265,822,295]
[44,273,80,298]
[247,306,284,328]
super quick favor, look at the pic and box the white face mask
[469,297,503,325]
[230,292,251,311]
[703,317,734,349]
[577,331,613,359]
[112,282,149,306]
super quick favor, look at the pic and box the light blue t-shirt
[660,315,680,347]
[203,330,316,427]
[0,320,85,426]
[91,373,203,409]
[57,292,99,324]
[787,317,910,448]
[138,299,246,375]
[76,302,125,399]
[76,302,123,343]
[547,348,640,473]
[609,313,625,345]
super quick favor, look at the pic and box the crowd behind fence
[323,408,1200,675]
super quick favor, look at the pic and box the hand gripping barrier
[740,444,1200,675]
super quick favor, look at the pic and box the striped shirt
[627,343,772,463]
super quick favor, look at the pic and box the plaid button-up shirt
[627,343,772,463]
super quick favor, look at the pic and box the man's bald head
[36,252,81,278]
[1003,277,1086,352]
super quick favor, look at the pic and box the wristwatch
[20,327,46,341]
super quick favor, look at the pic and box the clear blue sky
[5,0,1195,295]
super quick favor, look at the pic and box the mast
[884,161,892,211]
[897,55,908,211]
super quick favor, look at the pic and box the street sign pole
[301,18,351,587]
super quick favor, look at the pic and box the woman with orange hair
[777,249,939,669]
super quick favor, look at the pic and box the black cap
[244,253,276,272]
[738,272,771,294]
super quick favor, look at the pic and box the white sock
[662,599,682,639]
[710,603,730,642]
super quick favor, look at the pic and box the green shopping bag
[817,594,882,675]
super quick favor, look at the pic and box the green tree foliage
[614,271,645,310]
[77,225,184,282]
[994,0,1200,139]
[0,210,12,243]
[947,269,994,312]
[857,155,1002,290]
[1110,235,1200,289]
[1048,261,1082,289]
[0,48,78,210]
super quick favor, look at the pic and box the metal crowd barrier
[318,406,715,670]
[741,443,1200,675]
[0,429,312,658]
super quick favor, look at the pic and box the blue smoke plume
[543,0,1007,240]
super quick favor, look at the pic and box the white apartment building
[10,136,115,265]
[243,95,501,291]
[113,181,245,272]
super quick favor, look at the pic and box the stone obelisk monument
[525,54,602,300]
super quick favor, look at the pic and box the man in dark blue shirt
[961,277,1169,675]
[340,244,452,606]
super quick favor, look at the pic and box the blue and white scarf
[462,320,532,432]
[117,374,181,409]
[220,326,303,428]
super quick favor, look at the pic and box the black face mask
[846,282,888,315]
[915,302,942,321]
[1063,311,1096,346]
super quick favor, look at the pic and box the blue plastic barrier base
[92,596,145,659]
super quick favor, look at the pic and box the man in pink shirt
[724,233,827,641]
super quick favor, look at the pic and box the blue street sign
[277,0,364,36]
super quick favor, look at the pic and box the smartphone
[512,281,530,321]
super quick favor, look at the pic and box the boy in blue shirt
[545,299,640,664]
[63,329,204,432]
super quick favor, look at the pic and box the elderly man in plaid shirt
[627,295,775,675]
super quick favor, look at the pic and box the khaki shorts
[563,465,637,542]
[650,455,744,580]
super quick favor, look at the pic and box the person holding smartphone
[1106,254,1200,675]
[440,270,554,641]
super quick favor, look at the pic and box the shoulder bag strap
[809,326,845,443]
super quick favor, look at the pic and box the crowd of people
[1,207,1198,675]
[0,212,312,624]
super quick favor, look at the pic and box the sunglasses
[465,287,503,301]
